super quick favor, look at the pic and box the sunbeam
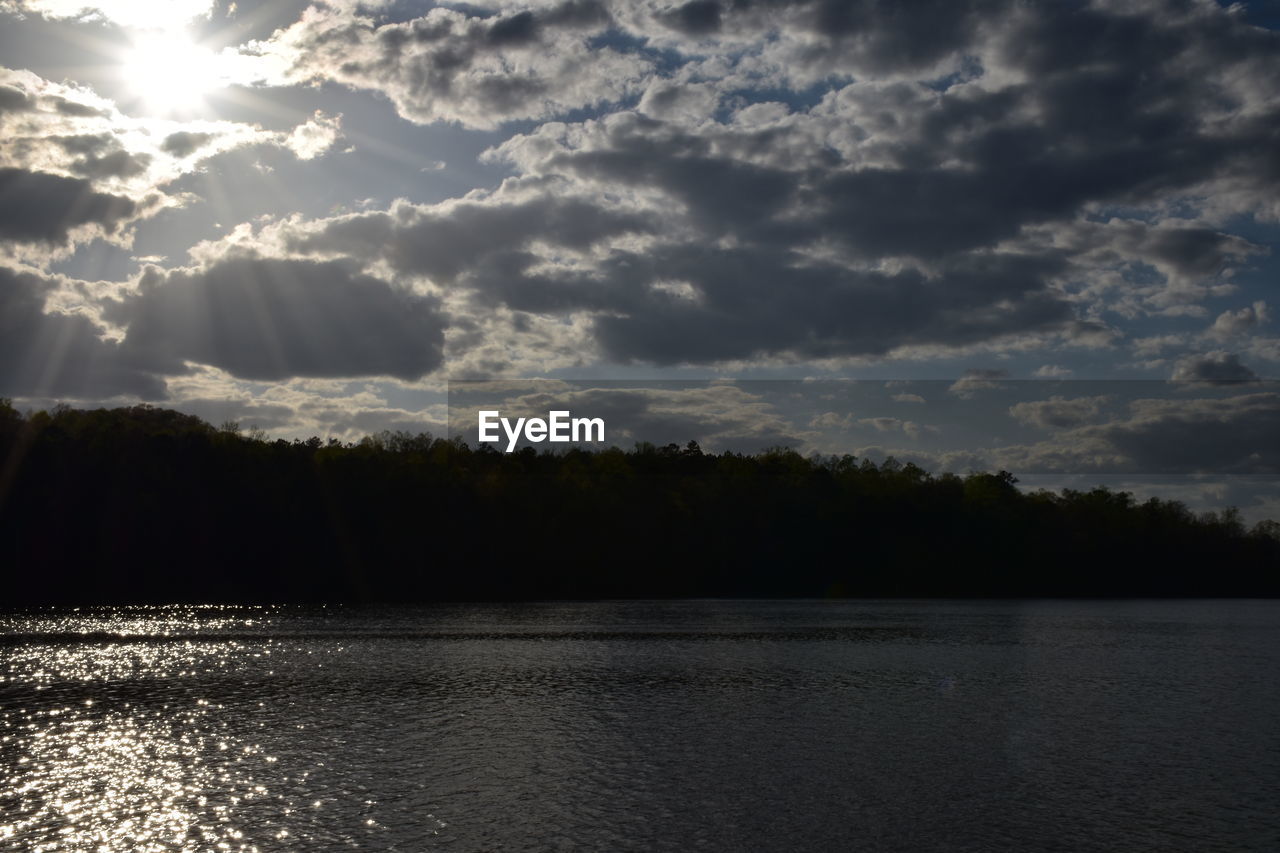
[118,31,225,117]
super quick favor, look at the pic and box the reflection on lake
[1,601,1278,851]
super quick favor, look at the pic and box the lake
[1,600,1277,851]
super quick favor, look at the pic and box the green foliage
[0,404,1276,603]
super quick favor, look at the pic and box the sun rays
[118,31,225,117]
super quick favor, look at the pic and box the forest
[1,401,1277,603]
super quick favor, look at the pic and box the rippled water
[1,600,1277,851]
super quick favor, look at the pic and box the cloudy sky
[2,0,1280,514]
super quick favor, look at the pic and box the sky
[2,0,1279,518]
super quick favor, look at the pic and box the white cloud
[1034,364,1073,378]
[3,0,214,31]
[240,2,652,130]
[1208,300,1270,342]
[283,111,342,161]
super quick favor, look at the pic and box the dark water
[1,600,1277,851]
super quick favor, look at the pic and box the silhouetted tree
[0,404,1276,604]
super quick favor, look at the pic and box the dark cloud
[285,194,656,286]
[1143,228,1254,281]
[52,132,114,156]
[0,266,164,399]
[200,0,1277,376]
[260,173,1077,365]
[633,0,1004,78]
[486,10,541,46]
[541,117,800,239]
[590,248,1070,364]
[1009,395,1111,430]
[161,131,216,157]
[120,258,446,382]
[1172,351,1260,382]
[47,95,107,117]
[69,149,153,180]
[469,0,1278,364]
[268,0,640,128]
[988,389,1280,475]
[1052,220,1264,305]
[0,168,139,246]
[787,79,1261,260]
[0,82,35,113]
[1086,393,1280,475]
[2,0,1275,417]
[542,0,612,28]
[657,1,723,36]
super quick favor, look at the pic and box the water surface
[1,600,1277,851]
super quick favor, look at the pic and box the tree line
[1,401,1276,603]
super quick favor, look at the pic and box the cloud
[1132,334,1189,358]
[0,66,350,260]
[586,246,1072,364]
[654,0,723,37]
[0,265,164,399]
[1009,395,1111,430]
[318,405,447,441]
[160,131,216,158]
[111,0,1262,376]
[637,79,721,122]
[994,391,1280,475]
[276,192,658,289]
[0,81,36,114]
[1100,393,1280,474]
[211,177,1078,369]
[5,0,1279,407]
[2,0,215,30]
[1208,301,1270,341]
[1031,219,1265,320]
[855,416,936,439]
[283,110,342,161]
[170,396,296,431]
[0,167,143,246]
[809,411,855,430]
[153,368,450,440]
[948,369,1010,398]
[202,188,670,373]
[1033,364,1073,378]
[1171,351,1260,382]
[246,1,649,129]
[472,0,1279,363]
[118,257,446,382]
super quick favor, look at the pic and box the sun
[120,32,224,115]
